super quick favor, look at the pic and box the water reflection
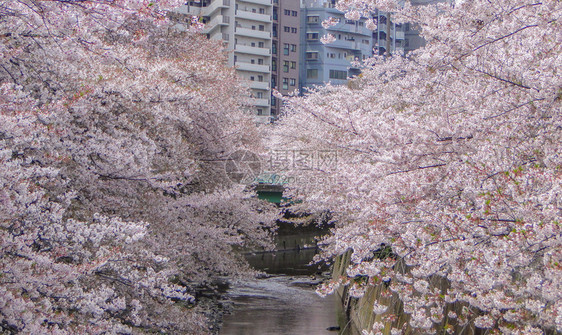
[220,276,342,335]
[220,230,347,335]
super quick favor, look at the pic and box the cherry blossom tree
[1,1,275,333]
[272,0,561,333]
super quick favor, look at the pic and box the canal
[219,229,349,335]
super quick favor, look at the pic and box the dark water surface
[219,276,342,335]
[220,231,347,335]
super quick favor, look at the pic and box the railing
[236,62,270,73]
[235,44,271,56]
[248,81,270,90]
[235,9,271,23]
[235,27,271,39]
[238,0,272,6]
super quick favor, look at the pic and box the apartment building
[299,0,407,90]
[270,0,301,118]
[176,0,420,119]
[300,0,373,89]
[177,0,274,123]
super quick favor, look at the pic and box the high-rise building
[177,0,274,123]
[270,0,301,118]
[175,0,422,120]
[299,0,407,91]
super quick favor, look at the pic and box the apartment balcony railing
[235,9,271,23]
[328,39,361,50]
[236,62,270,73]
[235,44,271,56]
[248,81,270,90]
[235,27,271,39]
[328,24,372,37]
[253,98,270,107]
[238,0,272,6]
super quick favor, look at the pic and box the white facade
[177,0,273,123]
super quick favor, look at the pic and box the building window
[290,61,296,69]
[272,42,277,54]
[290,44,297,52]
[307,16,319,23]
[291,10,298,16]
[283,43,289,55]
[259,25,265,31]
[291,27,297,33]
[283,61,289,72]
[272,59,277,71]
[271,96,276,106]
[306,51,319,60]
[284,9,290,15]
[257,108,264,115]
[284,26,290,32]
[307,69,318,79]
[329,69,347,80]
[273,8,278,20]
[306,32,319,40]
[290,78,296,86]
[282,78,288,90]
[271,75,277,88]
[258,59,264,65]
[258,75,263,82]
[259,41,265,48]
[259,8,265,14]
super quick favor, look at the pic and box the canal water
[219,231,349,335]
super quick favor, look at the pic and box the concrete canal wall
[332,253,483,335]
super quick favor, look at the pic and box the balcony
[235,44,270,56]
[202,15,229,34]
[201,0,230,17]
[253,98,270,107]
[235,27,271,39]
[236,62,270,73]
[248,81,270,90]
[394,30,405,40]
[236,9,271,23]
[328,39,361,50]
[238,0,272,6]
[328,24,372,37]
